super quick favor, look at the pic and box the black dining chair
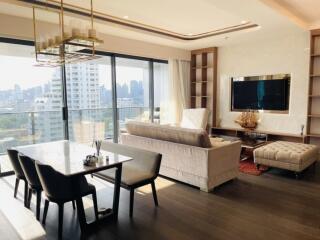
[35,162,98,240]
[18,154,43,220]
[7,149,28,207]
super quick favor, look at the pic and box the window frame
[0,37,168,146]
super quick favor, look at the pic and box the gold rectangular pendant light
[33,0,104,67]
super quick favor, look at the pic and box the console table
[211,127,306,143]
[212,127,306,161]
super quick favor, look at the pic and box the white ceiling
[0,0,310,50]
[261,0,320,29]
[66,0,247,35]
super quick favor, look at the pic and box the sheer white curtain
[162,59,190,125]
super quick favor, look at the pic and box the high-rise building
[31,63,101,143]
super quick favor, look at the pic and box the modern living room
[0,0,320,240]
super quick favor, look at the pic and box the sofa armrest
[206,141,241,189]
[208,141,241,172]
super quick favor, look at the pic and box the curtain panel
[163,59,190,125]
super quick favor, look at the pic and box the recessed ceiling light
[187,33,193,36]
[241,20,249,24]
[123,16,129,19]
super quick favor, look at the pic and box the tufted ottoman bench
[254,141,319,178]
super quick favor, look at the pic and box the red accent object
[239,159,268,176]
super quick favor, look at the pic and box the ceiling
[261,0,320,29]
[0,0,312,50]
[65,0,248,35]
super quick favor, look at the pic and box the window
[0,42,64,174]
[66,57,114,144]
[115,57,150,136]
[0,38,168,176]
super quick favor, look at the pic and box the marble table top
[15,140,132,176]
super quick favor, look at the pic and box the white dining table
[14,140,132,233]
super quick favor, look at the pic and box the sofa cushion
[180,108,209,130]
[96,167,154,186]
[210,137,232,147]
[125,121,212,148]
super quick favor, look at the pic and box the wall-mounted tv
[231,74,290,112]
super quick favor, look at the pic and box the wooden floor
[1,164,320,240]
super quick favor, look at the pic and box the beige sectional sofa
[121,121,241,192]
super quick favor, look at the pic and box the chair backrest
[7,149,25,179]
[101,141,162,177]
[180,108,209,130]
[35,162,75,201]
[18,154,41,189]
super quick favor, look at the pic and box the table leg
[112,163,122,220]
[76,163,123,233]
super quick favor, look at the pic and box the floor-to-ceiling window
[0,41,64,175]
[115,57,150,136]
[0,38,168,176]
[66,57,114,144]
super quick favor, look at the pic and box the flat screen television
[231,74,290,112]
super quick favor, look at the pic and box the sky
[0,55,55,90]
[0,55,146,91]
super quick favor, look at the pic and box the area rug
[239,159,268,176]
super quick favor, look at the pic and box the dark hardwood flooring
[1,163,320,240]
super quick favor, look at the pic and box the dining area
[3,140,162,240]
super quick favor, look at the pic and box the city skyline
[0,55,151,114]
[0,60,151,151]
[0,55,148,91]
[0,45,168,153]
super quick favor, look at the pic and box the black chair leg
[151,181,158,206]
[42,200,49,225]
[75,197,87,232]
[72,200,76,210]
[58,203,64,240]
[27,188,32,208]
[14,178,19,198]
[92,190,99,221]
[129,189,134,218]
[36,190,42,221]
[24,180,28,207]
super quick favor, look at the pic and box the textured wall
[217,31,310,134]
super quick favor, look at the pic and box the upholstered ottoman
[254,141,319,177]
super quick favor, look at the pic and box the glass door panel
[0,42,63,175]
[115,57,150,137]
[66,57,114,145]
